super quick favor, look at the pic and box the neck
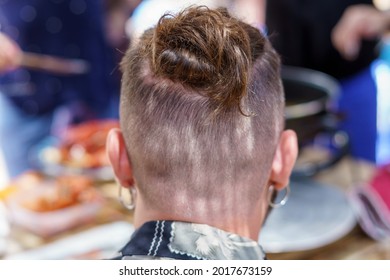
[132,195,268,241]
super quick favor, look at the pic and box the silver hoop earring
[267,185,290,208]
[118,184,136,211]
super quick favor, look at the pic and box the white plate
[6,221,134,260]
[260,179,357,253]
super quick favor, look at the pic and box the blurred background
[1,0,390,260]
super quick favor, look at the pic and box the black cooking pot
[282,66,349,178]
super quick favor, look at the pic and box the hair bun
[150,6,255,112]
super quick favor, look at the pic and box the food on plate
[0,171,43,200]
[19,175,101,212]
[42,120,119,169]
[6,173,104,236]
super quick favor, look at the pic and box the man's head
[107,6,297,236]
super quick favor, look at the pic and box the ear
[106,128,134,187]
[269,130,298,190]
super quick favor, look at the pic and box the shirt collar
[118,220,266,260]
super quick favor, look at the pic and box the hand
[0,32,22,73]
[332,5,390,60]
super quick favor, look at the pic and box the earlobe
[270,130,298,190]
[106,128,134,187]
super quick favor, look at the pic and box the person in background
[107,6,298,260]
[258,0,378,79]
[0,0,134,178]
[332,4,390,60]
[332,4,390,165]
[235,0,389,163]
[0,33,21,73]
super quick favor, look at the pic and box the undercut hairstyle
[120,6,284,215]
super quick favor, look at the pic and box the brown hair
[120,6,284,215]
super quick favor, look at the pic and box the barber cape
[112,221,266,260]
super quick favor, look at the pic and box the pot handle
[291,115,349,179]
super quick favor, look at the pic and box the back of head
[120,6,284,216]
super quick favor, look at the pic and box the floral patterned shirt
[112,220,266,260]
